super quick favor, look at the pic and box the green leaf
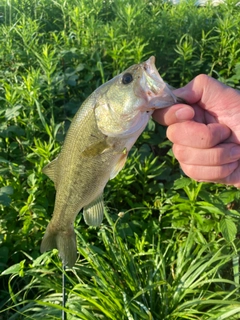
[0,156,9,164]
[0,186,13,206]
[5,105,22,120]
[220,218,237,243]
[145,118,155,131]
[1,260,25,276]
[0,186,14,195]
[0,125,25,138]
[219,190,237,205]
[0,194,11,206]
[173,177,192,190]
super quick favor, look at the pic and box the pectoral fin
[110,151,128,180]
[43,158,58,187]
[83,194,104,226]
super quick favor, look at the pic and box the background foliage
[1,0,240,319]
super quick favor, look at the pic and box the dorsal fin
[42,158,58,187]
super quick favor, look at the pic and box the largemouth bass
[40,56,182,267]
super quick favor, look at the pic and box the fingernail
[175,107,194,120]
[230,146,240,159]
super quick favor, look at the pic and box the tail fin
[40,223,77,268]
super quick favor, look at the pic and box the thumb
[173,74,233,112]
[153,104,195,126]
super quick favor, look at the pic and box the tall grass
[2,212,240,319]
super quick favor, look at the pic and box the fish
[40,56,183,267]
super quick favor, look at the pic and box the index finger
[173,74,233,111]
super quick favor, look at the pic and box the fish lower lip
[176,96,187,104]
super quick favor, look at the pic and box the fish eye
[122,73,133,85]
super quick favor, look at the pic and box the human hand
[153,74,240,188]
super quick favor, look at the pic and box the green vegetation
[1,0,240,318]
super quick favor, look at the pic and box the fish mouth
[142,56,184,109]
[143,56,163,95]
[175,96,187,104]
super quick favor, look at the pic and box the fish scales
[40,56,183,267]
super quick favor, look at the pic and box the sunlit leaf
[5,106,22,120]
[220,218,237,243]
[173,177,192,189]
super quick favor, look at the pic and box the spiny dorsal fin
[83,193,104,226]
[42,158,58,186]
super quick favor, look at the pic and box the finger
[153,104,195,126]
[180,161,239,182]
[172,143,240,166]
[173,74,230,108]
[174,143,240,165]
[167,121,231,149]
[220,162,240,188]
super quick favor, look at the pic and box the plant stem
[62,264,66,320]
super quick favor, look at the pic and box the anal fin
[83,194,104,226]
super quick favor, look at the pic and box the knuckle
[195,74,211,85]
[172,144,184,161]
[198,127,215,149]
[179,164,197,179]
